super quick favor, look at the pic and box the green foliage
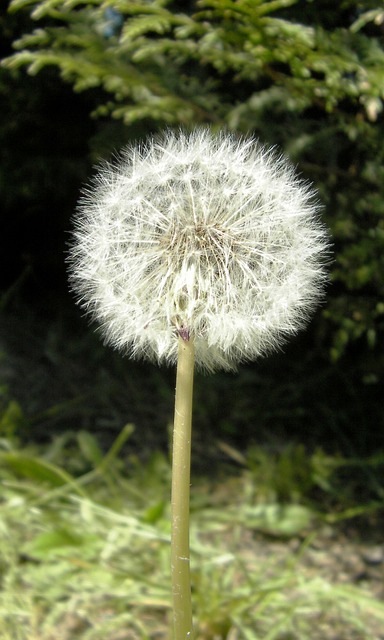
[3,0,384,127]
[0,393,24,444]
[1,431,384,639]
[215,440,384,529]
[2,0,384,368]
[245,444,334,504]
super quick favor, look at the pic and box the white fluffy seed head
[68,128,330,372]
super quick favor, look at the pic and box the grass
[1,426,384,640]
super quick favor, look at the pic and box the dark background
[1,2,383,468]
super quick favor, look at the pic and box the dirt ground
[234,521,384,640]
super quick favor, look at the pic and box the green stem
[171,334,195,640]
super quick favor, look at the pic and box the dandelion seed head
[68,128,330,372]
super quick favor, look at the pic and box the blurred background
[1,0,383,466]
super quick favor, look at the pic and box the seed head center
[163,221,233,268]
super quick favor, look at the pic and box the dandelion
[68,128,329,639]
[69,128,328,373]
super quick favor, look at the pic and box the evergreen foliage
[2,0,384,369]
[4,1,384,128]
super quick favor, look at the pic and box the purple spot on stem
[178,327,190,342]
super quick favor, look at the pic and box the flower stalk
[171,334,195,639]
